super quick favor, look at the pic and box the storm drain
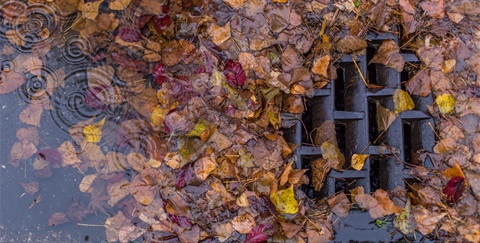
[284,33,436,199]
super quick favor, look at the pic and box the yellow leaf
[320,141,345,170]
[435,93,455,114]
[351,154,369,170]
[78,0,102,20]
[393,89,415,113]
[150,106,168,128]
[83,118,105,143]
[271,186,299,214]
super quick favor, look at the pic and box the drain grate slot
[284,33,435,197]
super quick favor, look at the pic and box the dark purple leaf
[443,176,465,203]
[38,148,63,167]
[85,85,107,110]
[168,214,192,229]
[117,27,142,42]
[245,224,269,243]
[176,166,195,189]
[111,52,148,72]
[223,59,246,88]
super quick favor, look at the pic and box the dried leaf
[335,35,367,54]
[194,155,218,180]
[245,224,269,243]
[369,40,405,72]
[208,22,231,46]
[311,55,331,78]
[320,141,345,171]
[215,222,234,242]
[376,103,397,132]
[231,213,256,234]
[327,192,351,218]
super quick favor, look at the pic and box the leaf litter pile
[1,0,480,242]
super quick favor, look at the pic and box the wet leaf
[351,154,369,170]
[393,198,415,235]
[83,118,105,143]
[443,176,465,203]
[376,103,397,132]
[311,55,331,78]
[420,0,445,18]
[224,59,246,88]
[215,222,234,242]
[271,185,299,214]
[393,89,415,113]
[0,71,25,94]
[20,181,40,196]
[223,0,245,9]
[79,174,97,193]
[369,40,405,72]
[335,35,367,54]
[412,205,446,235]
[327,192,351,218]
[245,224,269,243]
[208,22,231,46]
[405,70,432,97]
[194,155,218,180]
[19,104,43,127]
[435,93,455,114]
[109,0,132,10]
[321,141,345,171]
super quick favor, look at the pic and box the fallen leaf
[20,181,40,195]
[231,213,256,234]
[369,40,405,72]
[393,198,415,234]
[435,93,455,114]
[420,0,445,18]
[208,22,231,46]
[215,222,234,242]
[412,205,446,235]
[19,104,43,127]
[321,141,345,171]
[78,0,102,20]
[109,0,132,10]
[223,0,245,9]
[376,103,397,132]
[58,141,81,167]
[245,224,269,243]
[271,185,299,214]
[327,192,351,218]
[194,155,218,180]
[9,141,37,167]
[79,174,97,193]
[335,35,367,54]
[351,154,369,170]
[393,89,415,113]
[311,55,331,77]
[443,176,465,203]
[0,71,25,94]
[83,118,105,143]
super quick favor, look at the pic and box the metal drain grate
[284,33,436,198]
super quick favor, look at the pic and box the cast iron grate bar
[285,33,435,198]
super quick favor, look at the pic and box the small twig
[350,56,369,88]
[77,223,105,227]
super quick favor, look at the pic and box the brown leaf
[311,55,331,78]
[20,181,40,196]
[311,158,331,191]
[369,40,405,72]
[9,141,37,167]
[215,222,234,242]
[327,192,351,218]
[280,219,303,239]
[281,46,302,72]
[405,70,432,97]
[335,35,367,54]
[376,103,397,132]
[19,104,43,127]
[412,205,446,235]
[314,120,337,146]
[279,161,294,186]
[420,0,445,19]
[231,213,256,234]
[0,71,25,94]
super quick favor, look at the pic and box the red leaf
[443,176,465,203]
[168,214,192,229]
[152,14,173,34]
[111,52,148,72]
[245,224,269,243]
[153,63,170,85]
[85,85,107,110]
[223,59,246,87]
[117,27,142,42]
